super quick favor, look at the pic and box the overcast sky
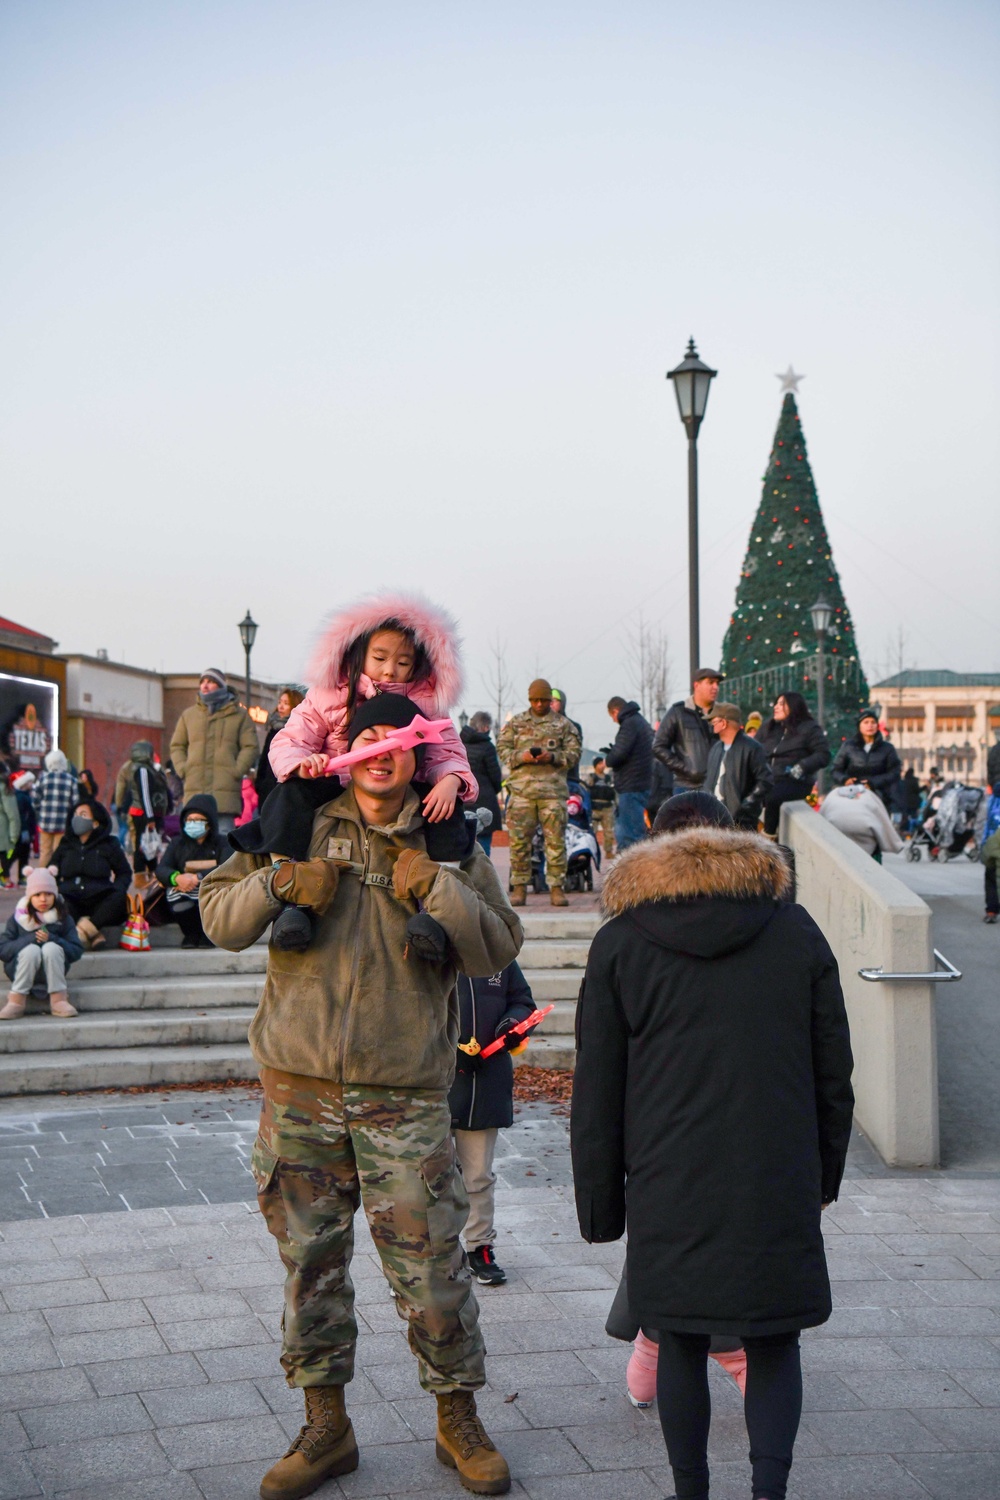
[2,1,997,747]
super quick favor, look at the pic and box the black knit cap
[347,693,420,747]
[652,791,735,835]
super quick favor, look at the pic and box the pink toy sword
[322,715,453,775]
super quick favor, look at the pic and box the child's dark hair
[343,619,430,711]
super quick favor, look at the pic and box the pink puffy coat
[268,593,477,801]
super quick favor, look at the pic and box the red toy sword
[322,715,453,775]
[479,1004,555,1058]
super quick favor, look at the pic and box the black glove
[494,1014,531,1053]
[404,911,449,963]
[787,763,805,782]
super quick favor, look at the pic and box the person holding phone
[497,679,581,909]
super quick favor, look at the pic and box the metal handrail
[858,949,962,983]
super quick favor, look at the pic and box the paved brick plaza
[1,1096,999,1499]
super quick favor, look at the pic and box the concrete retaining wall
[781,802,939,1168]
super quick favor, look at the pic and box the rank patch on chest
[326,837,353,862]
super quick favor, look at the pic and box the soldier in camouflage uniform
[497,678,582,908]
[201,693,522,1499]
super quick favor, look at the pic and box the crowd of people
[1,591,997,1498]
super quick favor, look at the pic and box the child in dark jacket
[0,866,83,1019]
[448,960,537,1286]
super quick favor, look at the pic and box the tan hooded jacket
[200,785,523,1091]
[169,697,259,815]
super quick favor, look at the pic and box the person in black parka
[756,690,831,836]
[50,798,132,949]
[155,794,230,947]
[571,808,854,1500]
[449,960,536,1287]
[831,710,901,810]
[460,714,504,854]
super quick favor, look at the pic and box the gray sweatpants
[12,941,67,995]
[454,1128,498,1249]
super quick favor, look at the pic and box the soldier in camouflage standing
[497,678,581,909]
[201,694,522,1499]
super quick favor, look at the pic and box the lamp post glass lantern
[238,611,258,713]
[667,338,717,682]
[809,596,833,760]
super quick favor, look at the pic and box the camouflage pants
[252,1068,485,1393]
[506,792,567,887]
[594,806,615,860]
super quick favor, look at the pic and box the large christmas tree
[720,386,868,748]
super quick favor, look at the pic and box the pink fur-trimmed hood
[307,593,464,712]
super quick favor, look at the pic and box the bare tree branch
[480,633,513,730]
[625,614,672,723]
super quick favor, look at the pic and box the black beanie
[347,693,420,746]
[652,791,735,835]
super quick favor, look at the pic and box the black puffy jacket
[831,732,901,807]
[448,962,536,1130]
[606,703,654,794]
[50,800,131,905]
[571,828,854,1338]
[756,717,830,779]
[653,700,717,790]
[459,727,504,834]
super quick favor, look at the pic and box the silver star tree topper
[776,365,805,394]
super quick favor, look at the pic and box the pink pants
[626,1329,747,1406]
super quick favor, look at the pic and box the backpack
[132,763,171,818]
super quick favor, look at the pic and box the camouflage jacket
[497,709,582,796]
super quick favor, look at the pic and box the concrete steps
[0,909,599,1093]
[0,1008,257,1053]
[0,1044,257,1095]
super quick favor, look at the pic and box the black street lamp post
[667,339,717,683]
[809,597,833,787]
[238,611,259,714]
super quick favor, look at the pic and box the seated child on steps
[0,867,83,1019]
[231,593,478,950]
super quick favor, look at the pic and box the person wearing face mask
[50,799,132,950]
[155,794,229,947]
[169,669,259,836]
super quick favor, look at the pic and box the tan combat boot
[549,886,568,907]
[435,1389,511,1494]
[259,1385,357,1500]
[509,885,526,907]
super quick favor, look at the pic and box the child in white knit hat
[0,867,83,1019]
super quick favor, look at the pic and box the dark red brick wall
[77,719,163,805]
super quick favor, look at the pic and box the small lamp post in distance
[667,338,717,683]
[238,611,259,715]
[809,595,833,787]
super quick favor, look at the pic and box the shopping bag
[119,892,151,952]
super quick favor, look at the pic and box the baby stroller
[528,784,600,894]
[563,789,600,893]
[908,784,983,862]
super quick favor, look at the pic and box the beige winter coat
[169,698,258,815]
[200,785,523,1091]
